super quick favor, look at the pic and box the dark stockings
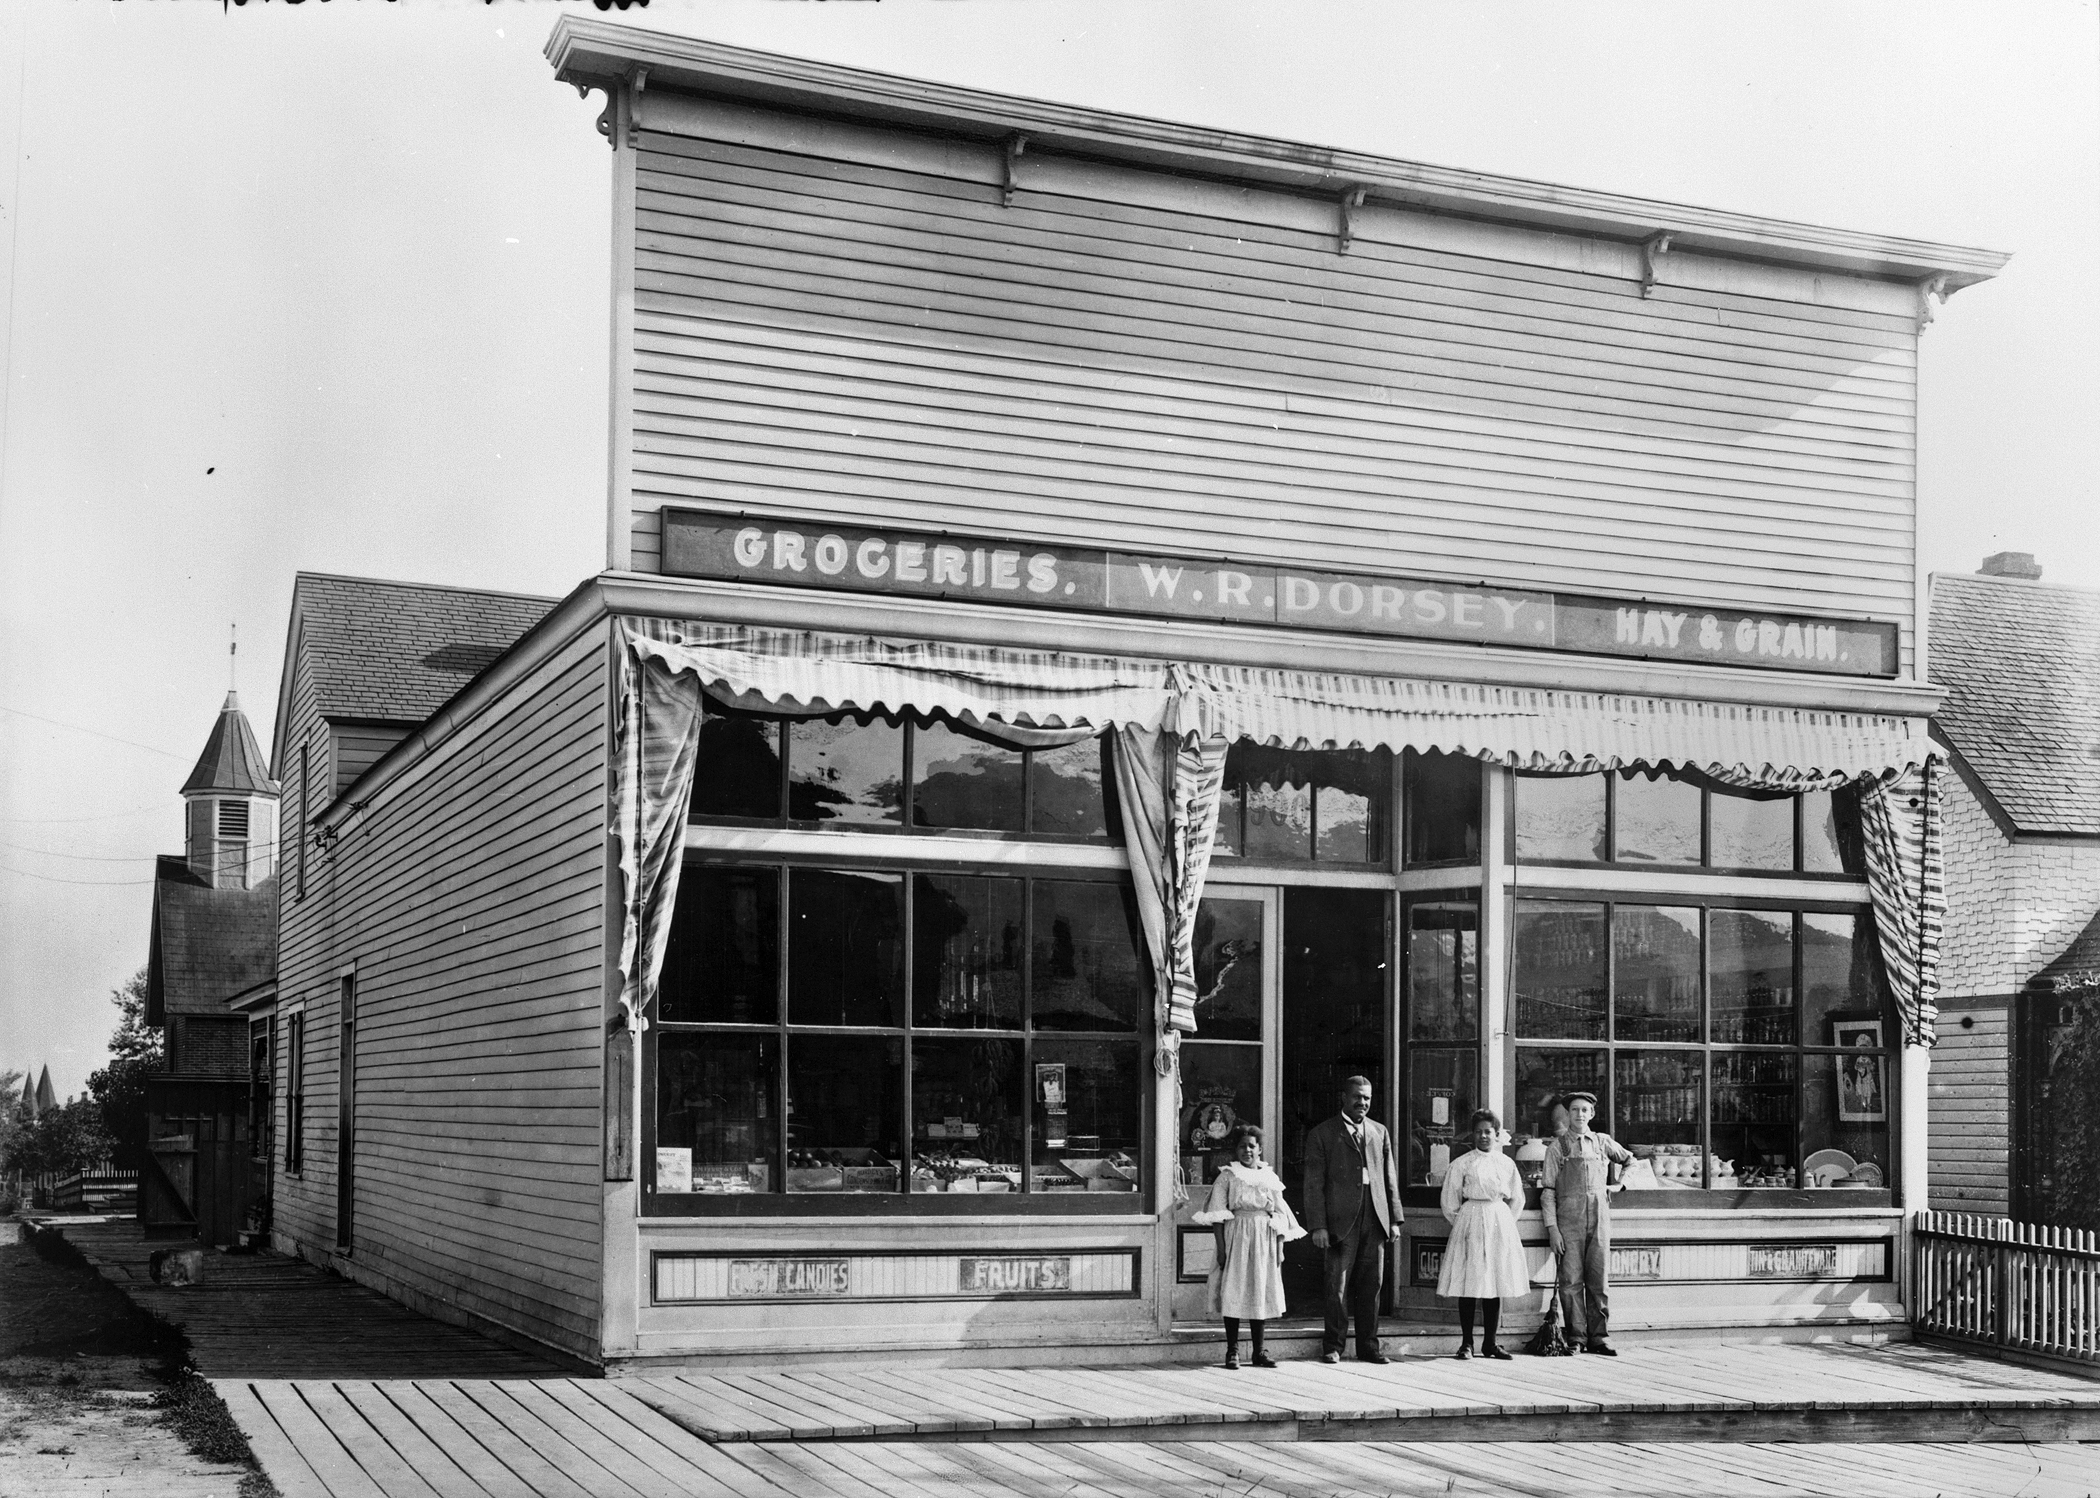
[1223,1318,1266,1362]
[1456,1297,1501,1349]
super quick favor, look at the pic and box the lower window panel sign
[655,1249,1138,1304]
[1410,1238,1886,1287]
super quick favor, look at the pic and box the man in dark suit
[1302,1075,1402,1364]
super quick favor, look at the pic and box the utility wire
[0,864,157,888]
[0,805,163,824]
[1,843,164,863]
[0,704,187,760]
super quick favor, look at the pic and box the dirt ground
[0,1220,265,1498]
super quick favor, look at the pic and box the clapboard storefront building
[262,19,2003,1368]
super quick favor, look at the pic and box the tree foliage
[85,967,161,1172]
[3,1097,114,1179]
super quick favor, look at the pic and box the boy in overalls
[1539,1091,1631,1356]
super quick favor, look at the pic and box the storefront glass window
[1218,744,1389,865]
[659,866,779,1025]
[692,705,782,819]
[1030,737,1109,838]
[1031,1039,1141,1193]
[1513,901,1607,1040]
[1245,780,1313,860]
[1710,789,1794,871]
[787,712,904,825]
[1614,1050,1703,1162]
[911,1036,1024,1193]
[1031,881,1145,1032]
[1710,908,1795,1045]
[1407,902,1477,1042]
[1212,781,1245,856]
[1515,774,1608,862]
[911,873,1023,1029]
[1513,898,1888,1191]
[912,723,1026,831]
[1802,911,1879,1042]
[1406,1048,1477,1188]
[1190,898,1264,1041]
[1799,1050,1891,1190]
[1316,784,1374,862]
[1712,1051,1797,1188]
[787,1035,904,1192]
[788,869,905,1027]
[655,1031,777,1195]
[1614,771,1702,865]
[1179,1041,1261,1191]
[1514,1048,1607,1148]
[1800,790,1863,874]
[1404,750,1480,866]
[652,866,1148,1209]
[1613,905,1701,1042]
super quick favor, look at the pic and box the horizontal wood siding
[1929,1005,2011,1216]
[627,118,1920,670]
[331,723,412,799]
[271,621,609,1361]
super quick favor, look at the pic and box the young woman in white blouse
[1435,1108,1529,1360]
[1191,1123,1306,1369]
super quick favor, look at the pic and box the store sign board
[726,1258,851,1298]
[662,508,1896,678]
[1747,1244,1839,1279]
[1609,1247,1664,1280]
[958,1256,1073,1293]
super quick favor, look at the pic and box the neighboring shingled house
[1929,553,2100,1219]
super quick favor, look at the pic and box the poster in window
[1831,1019,1886,1122]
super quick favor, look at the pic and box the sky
[0,0,2094,1098]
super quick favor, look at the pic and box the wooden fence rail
[1914,1210,2100,1364]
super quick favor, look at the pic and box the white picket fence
[1914,1210,2100,1364]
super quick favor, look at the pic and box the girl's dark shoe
[1454,1346,1473,1360]
[1223,1353,1241,1370]
[1251,1353,1277,1369]
[1484,1345,1512,1361]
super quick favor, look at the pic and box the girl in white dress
[1435,1109,1529,1360]
[1190,1124,1305,1369]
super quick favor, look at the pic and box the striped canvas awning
[627,622,1933,782]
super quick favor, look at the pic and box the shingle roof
[294,573,559,726]
[2033,906,2100,990]
[1930,572,2100,836]
[146,857,278,1023]
[181,692,277,796]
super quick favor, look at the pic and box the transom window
[1514,768,1863,874]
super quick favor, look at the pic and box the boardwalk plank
[474,1381,679,1498]
[649,1375,801,1441]
[215,1380,334,1498]
[413,1380,603,1498]
[805,1367,997,1435]
[372,1382,556,1498]
[246,1381,393,1498]
[332,1381,496,1498]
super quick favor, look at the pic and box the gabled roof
[181,691,277,797]
[146,856,278,1025]
[1929,572,2100,837]
[2033,906,2100,991]
[270,573,559,780]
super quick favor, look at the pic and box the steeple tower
[181,686,280,890]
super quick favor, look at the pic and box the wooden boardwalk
[44,1216,565,1379]
[219,1376,2100,1498]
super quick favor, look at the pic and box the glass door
[1402,896,1481,1188]
[1171,889,1279,1325]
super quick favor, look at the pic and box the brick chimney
[1979,551,2043,580]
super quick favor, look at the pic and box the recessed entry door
[1171,889,1280,1326]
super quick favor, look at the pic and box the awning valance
[624,621,1933,783]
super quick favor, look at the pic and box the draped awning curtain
[610,620,1944,1046]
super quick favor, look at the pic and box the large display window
[648,862,1146,1213]
[1512,768,1864,876]
[1510,896,1891,1194]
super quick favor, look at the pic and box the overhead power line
[0,704,187,761]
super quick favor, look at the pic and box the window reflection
[1614,771,1701,865]
[1710,909,1795,1045]
[655,1031,776,1195]
[911,874,1023,1029]
[1179,1041,1261,1189]
[1710,790,1794,871]
[1408,1048,1475,1187]
[1404,750,1481,865]
[1515,774,1607,862]
[1030,737,1110,839]
[1514,1048,1606,1155]
[659,866,778,1025]
[1031,1039,1141,1192]
[1615,1050,1703,1169]
[692,704,781,819]
[1801,790,1864,874]
[1613,905,1701,1042]
[1030,881,1146,1032]
[1803,912,1878,1042]
[787,713,904,825]
[912,723,1025,831]
[1513,901,1607,1040]
[1712,1051,1795,1188]
[787,869,905,1027]
[1191,897,1264,1042]
[1407,902,1478,1042]
[1245,780,1313,860]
